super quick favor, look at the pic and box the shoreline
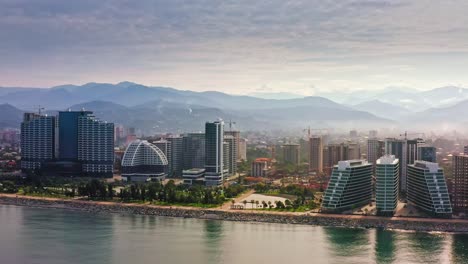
[1,194,468,233]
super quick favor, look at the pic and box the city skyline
[1,1,468,95]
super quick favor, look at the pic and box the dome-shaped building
[121,140,168,182]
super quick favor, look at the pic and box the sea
[1,204,467,264]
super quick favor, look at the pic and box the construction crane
[399,131,425,140]
[303,127,331,138]
[227,120,237,131]
[35,105,45,115]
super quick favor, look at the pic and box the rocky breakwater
[1,195,468,233]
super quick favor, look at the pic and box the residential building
[309,137,323,173]
[77,112,114,177]
[238,138,247,161]
[369,130,378,138]
[375,155,399,216]
[225,130,241,161]
[251,158,271,177]
[407,161,452,217]
[282,144,300,165]
[167,136,183,177]
[182,133,205,169]
[121,140,168,182]
[464,146,468,155]
[367,139,385,165]
[453,155,468,214]
[224,135,237,175]
[204,120,225,186]
[385,138,419,194]
[20,113,56,171]
[321,160,373,213]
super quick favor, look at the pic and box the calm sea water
[1,205,468,264]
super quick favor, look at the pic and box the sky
[1,0,468,96]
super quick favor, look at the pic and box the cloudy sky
[1,0,468,95]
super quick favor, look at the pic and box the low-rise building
[182,168,206,185]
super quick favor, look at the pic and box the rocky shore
[1,195,467,233]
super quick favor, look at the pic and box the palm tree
[231,199,235,209]
[255,200,259,209]
[243,200,248,209]
[268,201,272,209]
[251,199,255,209]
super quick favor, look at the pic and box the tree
[284,199,292,208]
[243,200,248,209]
[255,200,259,209]
[262,201,268,209]
[251,199,255,209]
[275,200,285,209]
[268,201,272,209]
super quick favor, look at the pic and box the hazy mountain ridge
[2,82,466,132]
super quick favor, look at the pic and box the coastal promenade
[1,193,468,233]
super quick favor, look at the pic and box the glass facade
[375,156,399,216]
[407,161,452,217]
[321,160,373,213]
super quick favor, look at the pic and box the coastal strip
[1,194,468,233]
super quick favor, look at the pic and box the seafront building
[321,160,373,213]
[20,113,56,171]
[375,155,399,216]
[167,136,183,177]
[309,137,323,173]
[238,138,247,161]
[204,120,225,186]
[121,140,168,182]
[453,154,468,214]
[21,110,115,177]
[407,161,452,217]
[182,168,206,185]
[182,133,205,170]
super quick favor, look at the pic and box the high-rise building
[375,155,399,216]
[367,139,385,165]
[182,133,205,169]
[154,139,171,174]
[453,155,468,214]
[224,135,237,175]
[385,138,419,194]
[77,112,114,177]
[321,160,372,213]
[309,137,323,173]
[349,130,358,138]
[369,130,378,138]
[344,142,360,160]
[20,113,56,171]
[407,161,452,217]
[21,110,114,177]
[238,138,247,161]
[205,120,225,186]
[418,146,437,163]
[464,146,468,155]
[121,140,168,182]
[167,136,183,177]
[282,144,300,165]
[224,130,241,161]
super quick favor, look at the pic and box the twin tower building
[321,140,452,218]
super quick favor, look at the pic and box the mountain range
[0,82,467,133]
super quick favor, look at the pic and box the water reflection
[375,229,396,264]
[451,234,468,263]
[203,220,224,264]
[20,208,115,264]
[323,227,371,260]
